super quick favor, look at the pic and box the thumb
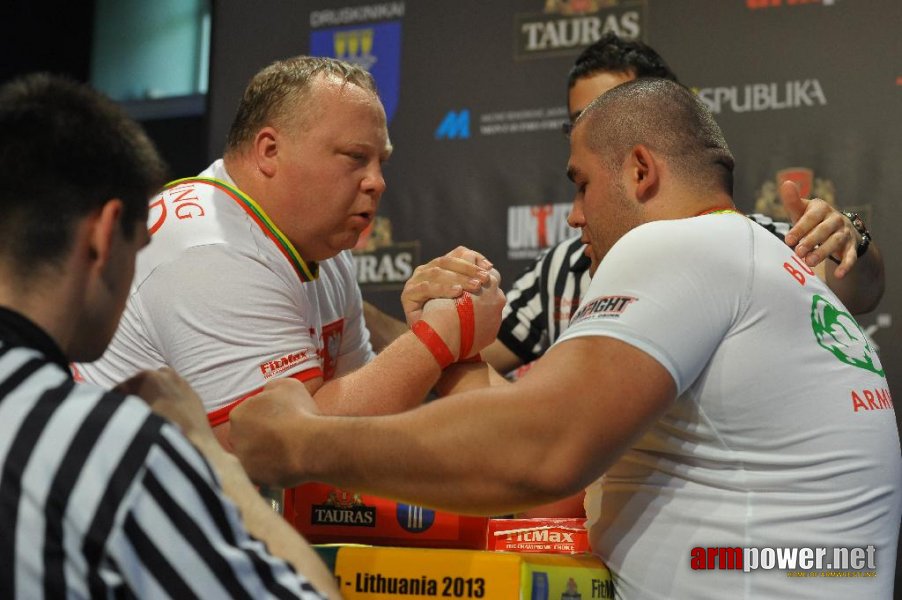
[779,180,806,225]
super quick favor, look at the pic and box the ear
[626,144,659,203]
[86,199,124,272]
[253,126,279,177]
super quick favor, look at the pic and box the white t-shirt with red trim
[555,213,900,599]
[78,160,374,424]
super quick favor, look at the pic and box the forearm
[313,331,442,415]
[363,300,408,353]
[480,338,525,375]
[824,242,885,314]
[435,361,509,397]
[191,438,341,599]
[300,384,590,515]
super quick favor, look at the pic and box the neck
[0,265,81,358]
[222,154,265,207]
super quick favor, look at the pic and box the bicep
[519,336,676,481]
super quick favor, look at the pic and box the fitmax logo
[435,109,470,139]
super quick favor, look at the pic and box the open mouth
[351,212,373,227]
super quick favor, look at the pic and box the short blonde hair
[225,55,378,153]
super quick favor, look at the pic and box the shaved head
[574,78,735,196]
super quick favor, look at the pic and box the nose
[363,164,386,200]
[567,198,585,229]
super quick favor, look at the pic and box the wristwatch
[841,211,871,257]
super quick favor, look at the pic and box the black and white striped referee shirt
[0,307,325,600]
[498,214,790,363]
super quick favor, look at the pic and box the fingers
[401,248,496,326]
[413,255,493,291]
[447,245,493,271]
[788,200,851,268]
[461,270,506,358]
[779,180,806,230]
[778,179,852,271]
[831,239,858,279]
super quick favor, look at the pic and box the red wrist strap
[412,320,455,369]
[456,293,476,359]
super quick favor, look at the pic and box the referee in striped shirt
[0,74,337,599]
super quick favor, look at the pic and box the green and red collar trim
[165,176,319,282]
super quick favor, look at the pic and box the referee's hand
[116,368,216,447]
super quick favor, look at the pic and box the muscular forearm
[235,338,675,512]
[435,361,509,397]
[480,339,525,374]
[302,388,578,515]
[824,242,885,314]
[296,340,675,515]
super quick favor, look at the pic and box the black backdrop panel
[209,0,901,403]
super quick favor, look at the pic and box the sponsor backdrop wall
[208,1,900,404]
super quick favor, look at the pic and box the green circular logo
[810,294,884,376]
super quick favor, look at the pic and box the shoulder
[608,215,754,270]
[141,180,253,283]
[321,250,363,288]
[745,212,789,239]
[329,249,358,271]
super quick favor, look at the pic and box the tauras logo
[311,489,377,527]
[515,1,646,59]
[354,249,414,285]
[695,79,827,114]
[310,505,376,526]
[352,217,419,290]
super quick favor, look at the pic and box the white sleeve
[332,251,375,377]
[556,218,753,394]
[134,244,322,412]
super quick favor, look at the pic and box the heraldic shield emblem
[310,21,402,123]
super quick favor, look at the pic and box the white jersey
[78,160,374,424]
[556,213,900,599]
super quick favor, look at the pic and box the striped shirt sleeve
[108,417,327,599]
[498,236,588,363]
[0,344,325,600]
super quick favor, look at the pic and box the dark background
[4,0,900,585]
